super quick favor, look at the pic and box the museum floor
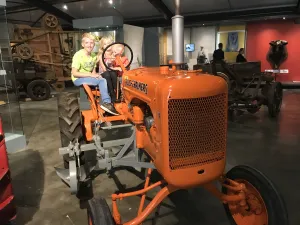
[8,89,300,225]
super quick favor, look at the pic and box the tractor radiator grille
[168,93,227,170]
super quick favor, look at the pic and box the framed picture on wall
[216,27,246,62]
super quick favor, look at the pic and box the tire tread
[222,165,288,225]
[87,197,115,225]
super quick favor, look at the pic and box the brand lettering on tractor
[124,79,148,94]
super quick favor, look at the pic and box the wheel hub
[245,193,263,215]
[33,86,46,97]
[228,179,268,225]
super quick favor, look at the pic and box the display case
[0,2,26,153]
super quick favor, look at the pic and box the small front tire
[222,165,288,225]
[87,198,115,225]
[27,79,51,101]
[267,82,283,118]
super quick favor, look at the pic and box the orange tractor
[55,2,288,225]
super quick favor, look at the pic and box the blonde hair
[81,33,96,43]
[98,36,113,57]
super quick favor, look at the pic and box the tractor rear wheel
[222,165,288,225]
[267,82,283,118]
[57,91,85,169]
[216,72,231,90]
[87,198,115,225]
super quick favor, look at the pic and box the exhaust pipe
[172,0,184,65]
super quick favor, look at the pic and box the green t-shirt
[71,49,97,81]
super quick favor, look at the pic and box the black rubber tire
[267,82,283,118]
[27,79,51,101]
[247,108,260,114]
[57,92,85,169]
[222,165,289,225]
[216,72,231,90]
[87,198,115,225]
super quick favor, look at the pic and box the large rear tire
[267,82,283,118]
[87,198,115,225]
[222,165,288,225]
[57,92,85,169]
[216,72,231,90]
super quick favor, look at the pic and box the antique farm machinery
[55,1,288,224]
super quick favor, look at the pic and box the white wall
[190,26,216,60]
[166,26,216,67]
[123,24,144,69]
[0,0,6,6]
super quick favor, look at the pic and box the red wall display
[246,20,300,83]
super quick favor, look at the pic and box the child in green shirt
[71,33,118,115]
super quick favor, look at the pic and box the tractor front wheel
[27,79,51,101]
[57,91,85,169]
[87,198,115,225]
[222,165,288,225]
[267,82,283,118]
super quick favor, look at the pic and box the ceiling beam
[6,0,84,17]
[148,0,173,20]
[125,6,297,27]
[6,1,29,5]
[22,0,75,23]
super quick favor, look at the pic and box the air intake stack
[172,0,184,66]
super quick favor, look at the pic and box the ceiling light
[63,4,68,10]
[283,17,286,20]
[109,0,113,4]
[106,25,109,28]
[202,24,205,25]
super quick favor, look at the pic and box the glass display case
[0,3,26,153]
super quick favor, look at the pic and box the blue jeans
[73,77,111,103]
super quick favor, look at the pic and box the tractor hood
[121,67,227,107]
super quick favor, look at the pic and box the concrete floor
[7,89,300,225]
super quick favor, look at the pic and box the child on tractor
[97,36,119,102]
[111,44,130,77]
[71,33,119,116]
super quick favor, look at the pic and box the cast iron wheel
[216,72,231,90]
[267,82,283,118]
[102,42,133,72]
[27,79,51,101]
[57,92,85,169]
[222,165,288,225]
[44,13,58,28]
[87,197,115,225]
[17,43,33,60]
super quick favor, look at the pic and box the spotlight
[63,4,68,10]
[109,0,113,4]
[283,17,286,20]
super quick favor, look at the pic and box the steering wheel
[101,42,133,72]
